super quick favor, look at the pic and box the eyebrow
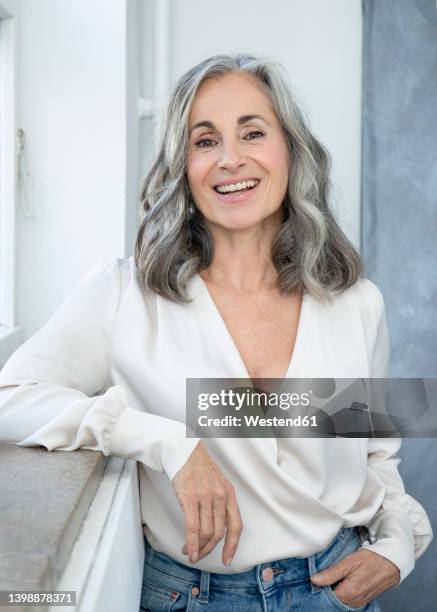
[189,114,270,136]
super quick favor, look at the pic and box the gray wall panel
[362,1,437,609]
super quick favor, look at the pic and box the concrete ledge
[53,457,144,612]
[0,443,109,593]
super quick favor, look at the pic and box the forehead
[188,72,275,125]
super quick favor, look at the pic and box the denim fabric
[139,526,382,611]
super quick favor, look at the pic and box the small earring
[188,203,195,215]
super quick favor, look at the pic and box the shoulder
[64,257,134,323]
[344,279,388,371]
[321,278,385,331]
[348,277,386,330]
[78,256,133,295]
[80,257,125,282]
[350,279,390,376]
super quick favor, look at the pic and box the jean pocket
[140,577,182,611]
[323,583,368,611]
[319,530,376,611]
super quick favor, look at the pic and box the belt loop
[307,553,321,594]
[198,570,210,604]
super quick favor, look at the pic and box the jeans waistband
[143,526,357,596]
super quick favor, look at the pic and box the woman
[0,54,433,611]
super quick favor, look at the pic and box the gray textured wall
[361,0,437,609]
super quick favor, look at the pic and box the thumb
[310,560,349,585]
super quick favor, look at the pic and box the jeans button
[191,586,199,596]
[262,567,274,581]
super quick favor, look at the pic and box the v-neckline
[193,272,309,385]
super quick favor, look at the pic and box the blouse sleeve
[355,279,433,585]
[0,258,200,482]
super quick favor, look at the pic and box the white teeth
[215,179,259,193]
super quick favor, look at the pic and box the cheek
[186,154,211,192]
[273,148,290,180]
[259,142,290,185]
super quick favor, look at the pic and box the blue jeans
[139,526,382,611]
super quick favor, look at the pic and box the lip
[212,179,261,203]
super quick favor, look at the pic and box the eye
[244,130,264,140]
[195,137,217,148]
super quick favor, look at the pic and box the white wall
[13,0,362,340]
[169,0,363,247]
[16,0,128,339]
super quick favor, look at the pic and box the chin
[221,221,258,232]
[213,211,271,232]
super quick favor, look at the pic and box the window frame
[0,0,22,367]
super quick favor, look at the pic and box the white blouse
[0,257,433,584]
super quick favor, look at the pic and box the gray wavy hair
[134,53,363,303]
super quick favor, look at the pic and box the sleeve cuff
[108,403,201,481]
[359,509,416,585]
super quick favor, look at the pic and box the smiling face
[186,72,290,232]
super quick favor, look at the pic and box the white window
[136,0,170,193]
[0,0,22,366]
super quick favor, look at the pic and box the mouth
[212,178,261,203]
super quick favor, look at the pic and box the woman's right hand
[171,441,243,567]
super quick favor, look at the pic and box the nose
[217,139,246,172]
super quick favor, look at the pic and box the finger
[195,493,227,561]
[222,489,243,565]
[332,580,369,609]
[330,555,377,605]
[183,497,200,562]
[311,557,351,585]
[198,497,214,552]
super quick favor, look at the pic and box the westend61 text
[198,415,318,427]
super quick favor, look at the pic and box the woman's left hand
[310,549,400,608]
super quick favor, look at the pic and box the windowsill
[0,325,23,368]
[53,456,144,612]
[0,443,144,612]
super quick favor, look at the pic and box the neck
[200,213,282,293]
